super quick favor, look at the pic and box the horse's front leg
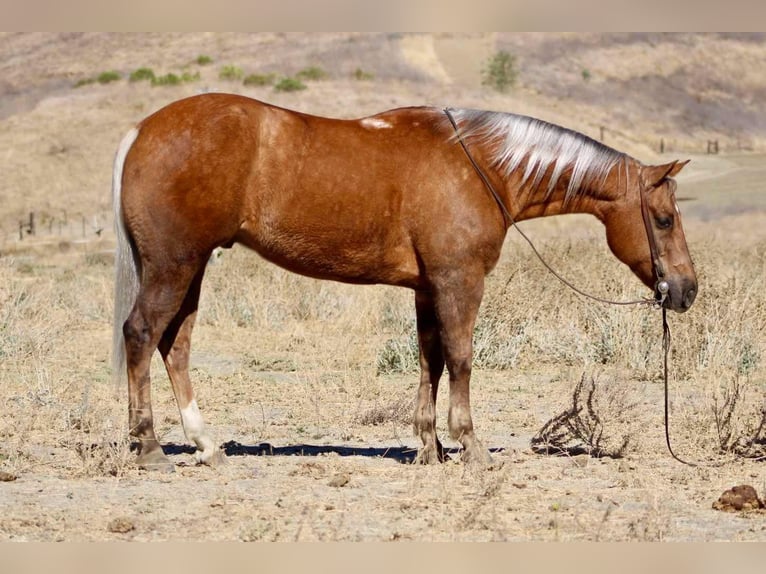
[433,272,493,466]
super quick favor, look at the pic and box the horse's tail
[112,126,141,393]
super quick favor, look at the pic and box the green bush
[352,68,374,81]
[481,50,517,92]
[196,55,213,65]
[73,78,95,88]
[149,71,200,86]
[129,68,156,82]
[151,73,181,86]
[296,66,327,81]
[243,73,276,87]
[96,70,121,84]
[581,68,592,82]
[219,65,244,81]
[273,77,307,92]
[180,71,200,82]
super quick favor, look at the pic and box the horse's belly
[235,226,421,287]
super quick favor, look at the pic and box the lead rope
[444,108,720,468]
[661,308,726,467]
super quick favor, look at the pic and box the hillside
[1,32,765,241]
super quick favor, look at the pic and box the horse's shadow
[153,441,505,464]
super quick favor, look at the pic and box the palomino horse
[112,94,697,471]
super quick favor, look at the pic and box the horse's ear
[641,160,690,188]
[667,159,690,178]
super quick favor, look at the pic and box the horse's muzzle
[659,278,697,313]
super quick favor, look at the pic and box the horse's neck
[509,156,637,223]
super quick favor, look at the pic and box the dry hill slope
[1,32,764,242]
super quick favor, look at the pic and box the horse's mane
[446,109,627,203]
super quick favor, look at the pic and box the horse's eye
[655,215,673,230]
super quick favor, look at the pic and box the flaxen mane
[447,109,627,203]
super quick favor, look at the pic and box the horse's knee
[446,355,472,380]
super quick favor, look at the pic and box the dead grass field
[1,33,765,541]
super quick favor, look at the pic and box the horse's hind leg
[413,291,446,464]
[124,262,203,472]
[158,266,224,466]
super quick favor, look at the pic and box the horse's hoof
[136,449,175,473]
[414,445,446,465]
[197,448,227,467]
[460,446,493,467]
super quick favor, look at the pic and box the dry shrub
[531,373,641,458]
[713,376,766,459]
[376,329,418,375]
[354,395,414,426]
[662,233,766,458]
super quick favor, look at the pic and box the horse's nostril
[683,288,697,308]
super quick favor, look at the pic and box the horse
[111,93,697,471]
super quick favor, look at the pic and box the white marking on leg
[180,399,216,461]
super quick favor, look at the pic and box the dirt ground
[2,366,765,541]
[1,33,765,542]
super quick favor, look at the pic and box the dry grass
[1,210,766,541]
[2,216,764,472]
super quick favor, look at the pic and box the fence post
[660,138,664,154]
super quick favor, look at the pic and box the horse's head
[604,160,697,313]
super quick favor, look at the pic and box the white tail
[112,127,140,391]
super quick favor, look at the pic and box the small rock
[107,517,135,533]
[328,472,350,487]
[0,471,17,482]
[713,485,764,512]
